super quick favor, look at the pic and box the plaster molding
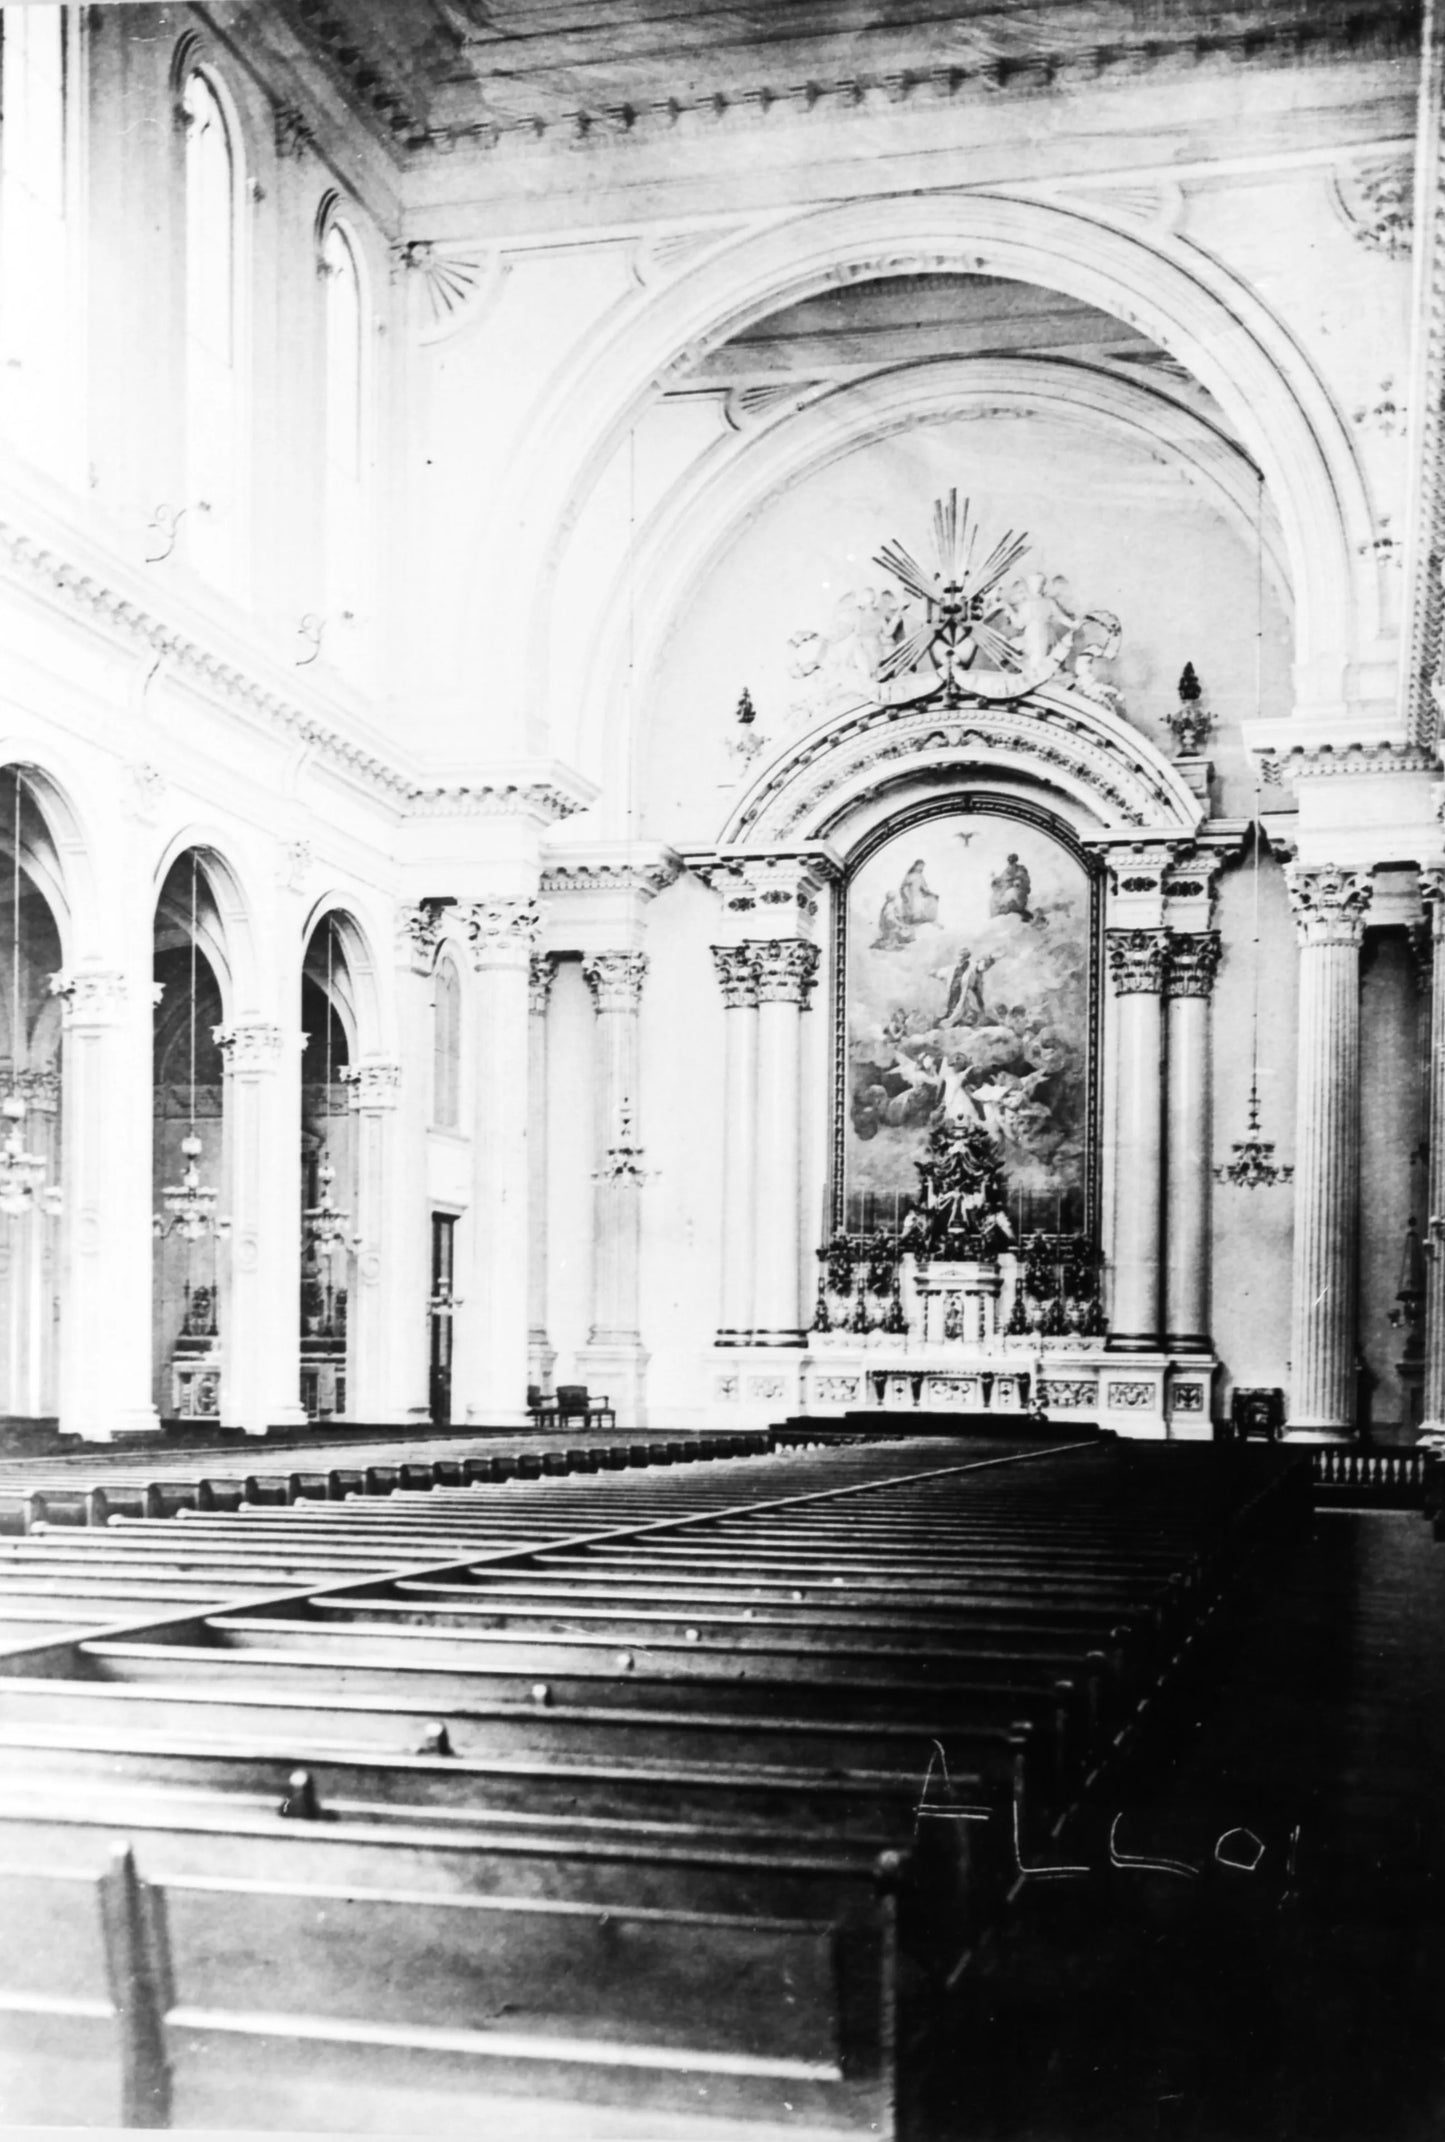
[391,239,507,343]
[722,684,1199,849]
[710,944,759,1009]
[276,839,314,895]
[539,847,681,900]
[528,951,558,1016]
[1166,931,1224,999]
[465,896,541,967]
[395,899,450,975]
[404,774,594,823]
[214,1021,294,1071]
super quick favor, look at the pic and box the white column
[711,944,759,1346]
[372,903,444,1424]
[577,951,648,1425]
[52,968,159,1438]
[215,1019,308,1433]
[1165,931,1221,1351]
[339,1056,402,1423]
[528,952,557,1394]
[1285,863,1373,1437]
[1420,870,1445,1443]
[453,895,536,1429]
[1106,929,1168,1352]
[751,938,820,1346]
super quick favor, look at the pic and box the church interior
[0,1,1442,2136]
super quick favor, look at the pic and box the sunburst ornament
[873,490,1063,707]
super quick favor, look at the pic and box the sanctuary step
[779,1409,1102,1442]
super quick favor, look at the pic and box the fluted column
[1165,931,1222,1351]
[528,953,557,1393]
[1106,929,1169,1352]
[751,938,820,1346]
[454,896,537,1428]
[1417,870,1445,1442]
[215,1018,308,1433]
[711,945,759,1346]
[52,968,159,1438]
[1285,863,1373,1436]
[339,1057,402,1422]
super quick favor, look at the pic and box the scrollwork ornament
[710,945,758,1009]
[1166,931,1223,999]
[1106,929,1170,996]
[583,951,648,1014]
[465,897,540,968]
[395,900,447,975]
[1284,863,1373,947]
[753,939,821,1006]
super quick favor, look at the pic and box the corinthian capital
[583,951,648,1014]
[1165,931,1223,999]
[528,952,558,1017]
[753,938,820,1006]
[49,968,127,1027]
[1284,863,1373,947]
[465,896,540,968]
[214,1020,290,1072]
[395,898,449,975]
[710,944,759,1009]
[340,1057,402,1111]
[1106,929,1170,996]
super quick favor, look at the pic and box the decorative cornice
[340,1058,402,1111]
[1284,862,1374,946]
[49,968,127,1026]
[1106,929,1170,995]
[404,780,590,823]
[1166,931,1223,999]
[528,951,558,1017]
[465,897,541,967]
[540,851,681,900]
[583,950,648,1014]
[754,938,821,1007]
[397,16,1417,161]
[214,1020,292,1071]
[1261,740,1438,783]
[710,944,758,1010]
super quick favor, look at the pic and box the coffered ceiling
[274,0,1418,154]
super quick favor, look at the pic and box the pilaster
[751,936,821,1348]
[577,949,649,1426]
[528,951,558,1395]
[1165,931,1223,1355]
[711,943,759,1346]
[340,1055,405,1423]
[1105,928,1169,1352]
[1418,866,1445,1442]
[215,1017,308,1433]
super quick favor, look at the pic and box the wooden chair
[525,1384,559,1427]
[554,1384,615,1428]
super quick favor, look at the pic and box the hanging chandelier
[154,855,228,1241]
[1216,472,1291,1192]
[0,770,60,1220]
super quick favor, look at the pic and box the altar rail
[1310,1447,1431,1509]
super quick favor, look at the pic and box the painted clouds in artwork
[846,817,1091,1215]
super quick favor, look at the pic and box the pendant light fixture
[0,770,60,1219]
[154,855,228,1244]
[1216,471,1292,1192]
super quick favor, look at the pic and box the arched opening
[182,61,245,589]
[152,851,230,1422]
[300,912,354,1422]
[319,206,371,676]
[432,952,461,1130]
[0,768,64,1424]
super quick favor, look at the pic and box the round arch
[483,191,1371,746]
[0,748,102,966]
[150,834,261,1017]
[567,353,1293,821]
[300,900,385,1061]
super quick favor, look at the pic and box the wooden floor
[958,1508,1445,2142]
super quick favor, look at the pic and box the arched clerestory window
[320,208,369,671]
[433,955,460,1130]
[0,7,77,474]
[182,63,245,590]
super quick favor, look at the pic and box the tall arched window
[320,210,369,671]
[433,957,460,1130]
[183,65,244,590]
[0,8,74,473]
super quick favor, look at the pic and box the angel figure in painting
[989,853,1033,921]
[897,859,940,930]
[942,947,997,1027]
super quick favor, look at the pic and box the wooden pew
[0,1841,934,2136]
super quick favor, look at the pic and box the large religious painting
[838,805,1099,1239]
